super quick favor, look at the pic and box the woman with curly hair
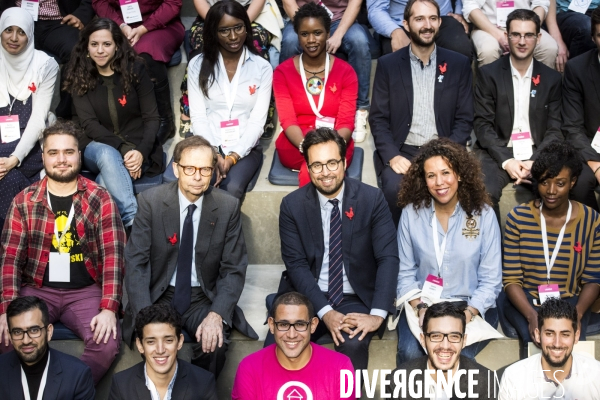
[499,141,600,360]
[63,18,164,229]
[396,138,502,366]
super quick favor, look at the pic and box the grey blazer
[122,181,257,345]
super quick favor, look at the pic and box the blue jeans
[83,141,137,226]
[396,305,499,367]
[280,19,372,110]
[556,10,596,59]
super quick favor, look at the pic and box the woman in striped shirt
[501,141,600,359]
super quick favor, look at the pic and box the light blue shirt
[397,201,501,317]
[169,189,204,287]
[144,362,178,400]
[368,0,462,38]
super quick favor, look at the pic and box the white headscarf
[0,8,52,107]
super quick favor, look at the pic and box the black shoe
[261,122,275,140]
[157,116,176,144]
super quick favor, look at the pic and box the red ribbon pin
[345,207,354,220]
[168,233,177,246]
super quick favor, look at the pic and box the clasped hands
[505,159,533,185]
[322,310,383,346]
[120,24,148,47]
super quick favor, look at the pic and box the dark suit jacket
[369,46,473,169]
[109,360,218,400]
[563,49,600,163]
[389,355,496,399]
[0,348,95,400]
[123,181,257,345]
[474,56,563,167]
[278,178,399,315]
[0,0,95,24]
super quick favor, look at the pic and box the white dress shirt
[144,362,178,400]
[187,47,273,158]
[463,0,549,25]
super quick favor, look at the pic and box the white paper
[511,131,533,160]
[20,0,39,21]
[496,1,515,28]
[120,0,143,24]
[0,115,20,143]
[421,275,444,302]
[315,116,335,129]
[220,119,240,147]
[48,252,70,282]
[568,0,593,13]
[591,128,600,153]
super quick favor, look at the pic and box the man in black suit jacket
[0,296,94,400]
[271,128,399,371]
[124,136,256,379]
[369,0,473,226]
[563,11,600,207]
[388,302,497,399]
[110,304,217,400]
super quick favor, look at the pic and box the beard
[16,341,48,365]
[408,27,437,48]
[45,162,81,183]
[542,346,572,368]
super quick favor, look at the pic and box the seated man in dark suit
[389,302,496,399]
[473,9,591,221]
[0,296,94,400]
[369,0,473,226]
[110,304,217,400]
[124,135,257,379]
[270,128,399,371]
[563,9,600,207]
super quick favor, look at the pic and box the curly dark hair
[530,141,582,200]
[135,304,182,340]
[537,298,578,333]
[41,119,83,147]
[63,18,141,97]
[398,138,491,217]
[293,2,332,34]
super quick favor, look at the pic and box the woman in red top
[274,2,357,186]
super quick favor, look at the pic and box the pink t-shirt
[232,343,356,400]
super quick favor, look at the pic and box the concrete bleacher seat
[268,147,364,185]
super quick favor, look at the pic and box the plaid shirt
[0,175,125,314]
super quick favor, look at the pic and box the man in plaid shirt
[0,121,126,384]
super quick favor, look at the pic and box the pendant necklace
[301,54,328,95]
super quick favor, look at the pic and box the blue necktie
[172,204,196,315]
[328,199,343,306]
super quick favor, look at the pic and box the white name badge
[568,0,593,13]
[48,252,70,282]
[511,131,533,160]
[538,284,560,304]
[591,127,600,153]
[315,116,335,129]
[20,0,39,21]
[220,119,240,147]
[496,1,515,28]
[0,115,20,143]
[421,274,444,302]
[119,0,143,24]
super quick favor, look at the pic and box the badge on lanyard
[119,0,143,24]
[219,49,245,149]
[568,0,593,13]
[20,0,39,21]
[220,119,240,147]
[496,1,515,28]
[511,131,533,161]
[422,274,444,302]
[47,193,75,283]
[316,116,335,129]
[427,210,446,302]
[591,127,600,153]
[0,115,20,143]
[538,284,560,304]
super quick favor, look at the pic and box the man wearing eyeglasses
[0,296,94,399]
[233,292,354,399]
[388,302,494,399]
[273,128,399,371]
[124,135,257,379]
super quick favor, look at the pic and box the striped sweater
[503,201,600,298]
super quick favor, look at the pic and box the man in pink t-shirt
[232,292,355,400]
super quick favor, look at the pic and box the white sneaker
[353,109,368,143]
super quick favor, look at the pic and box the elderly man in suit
[270,128,399,371]
[124,135,256,379]
[369,0,473,226]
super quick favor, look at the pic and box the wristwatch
[414,302,428,317]
[466,307,476,322]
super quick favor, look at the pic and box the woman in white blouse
[187,0,272,200]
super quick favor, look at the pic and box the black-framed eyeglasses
[10,325,46,340]
[308,158,343,174]
[218,24,246,37]
[424,331,464,343]
[176,164,214,177]
[273,321,311,332]
[508,33,537,42]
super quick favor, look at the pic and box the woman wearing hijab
[0,8,59,228]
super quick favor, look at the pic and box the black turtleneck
[19,347,49,400]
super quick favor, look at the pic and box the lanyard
[8,97,17,116]
[432,211,447,277]
[540,200,572,282]
[219,47,245,120]
[298,53,329,119]
[21,352,50,400]
[47,192,75,254]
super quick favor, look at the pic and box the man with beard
[388,302,494,399]
[0,121,126,384]
[499,298,600,399]
[272,128,399,371]
[0,296,95,399]
[369,0,473,226]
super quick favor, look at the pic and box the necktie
[172,204,197,315]
[328,199,343,306]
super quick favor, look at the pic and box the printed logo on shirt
[276,381,314,400]
[52,211,84,262]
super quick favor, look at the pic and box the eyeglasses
[10,326,46,340]
[424,331,464,343]
[218,24,246,37]
[177,164,214,177]
[273,321,311,332]
[508,33,538,42]
[308,159,343,174]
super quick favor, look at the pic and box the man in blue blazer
[272,128,399,371]
[369,0,473,226]
[0,296,94,400]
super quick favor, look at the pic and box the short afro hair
[537,298,578,334]
[293,2,331,34]
[531,141,582,199]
